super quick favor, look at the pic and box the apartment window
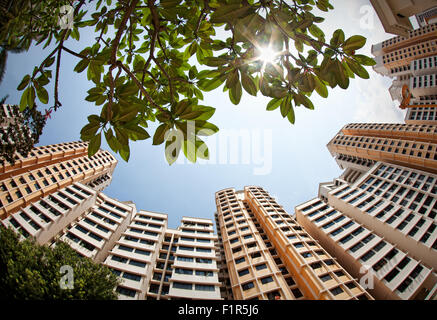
[118,245,133,252]
[330,286,344,296]
[310,262,322,270]
[247,242,257,249]
[242,282,254,291]
[196,258,212,264]
[122,272,141,282]
[261,276,274,284]
[129,260,146,268]
[251,252,262,259]
[175,268,193,275]
[235,257,245,264]
[111,255,128,264]
[255,263,267,271]
[230,238,239,244]
[301,252,312,258]
[179,246,194,252]
[238,269,250,277]
[195,270,213,277]
[116,286,136,297]
[173,282,193,290]
[350,242,364,253]
[320,274,332,282]
[135,248,150,256]
[195,284,215,291]
[339,235,353,244]
[232,246,242,254]
[176,256,194,263]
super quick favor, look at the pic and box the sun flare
[257,46,278,64]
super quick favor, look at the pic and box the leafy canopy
[0,226,120,299]
[9,0,375,164]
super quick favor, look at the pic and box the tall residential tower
[214,186,373,300]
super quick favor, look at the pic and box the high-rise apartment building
[369,0,437,37]
[371,22,437,126]
[0,141,117,220]
[372,23,437,99]
[416,6,437,28]
[296,96,437,300]
[0,141,222,300]
[103,214,222,300]
[327,123,437,175]
[214,187,373,300]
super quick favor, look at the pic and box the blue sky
[0,1,409,229]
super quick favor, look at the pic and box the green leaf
[196,139,209,160]
[165,131,182,165]
[343,35,366,52]
[266,98,281,111]
[191,106,215,121]
[300,95,314,110]
[334,60,349,89]
[196,122,219,136]
[28,86,36,109]
[44,56,56,68]
[123,124,150,141]
[17,75,30,91]
[280,95,291,118]
[330,29,345,47]
[345,57,370,79]
[183,139,196,163]
[184,42,198,59]
[314,76,328,98]
[241,72,257,96]
[229,81,242,105]
[197,77,223,92]
[295,40,304,53]
[287,106,295,124]
[81,122,100,140]
[88,132,102,157]
[116,106,138,122]
[174,100,191,116]
[353,54,376,66]
[19,87,30,111]
[226,69,239,89]
[35,85,49,104]
[153,124,169,145]
[74,59,89,73]
[309,24,324,40]
[179,110,204,120]
[105,128,120,153]
[119,143,130,162]
[209,4,247,23]
[115,127,128,145]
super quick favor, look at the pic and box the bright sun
[258,46,277,64]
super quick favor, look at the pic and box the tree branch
[118,62,166,113]
[152,57,174,102]
[62,46,88,60]
[110,0,139,65]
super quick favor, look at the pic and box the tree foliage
[0,103,46,165]
[5,0,375,164]
[0,226,120,299]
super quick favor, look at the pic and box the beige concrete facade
[328,123,437,174]
[296,196,437,300]
[0,141,117,219]
[371,23,437,125]
[103,215,222,300]
[215,187,373,300]
[370,0,437,37]
[0,141,222,300]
